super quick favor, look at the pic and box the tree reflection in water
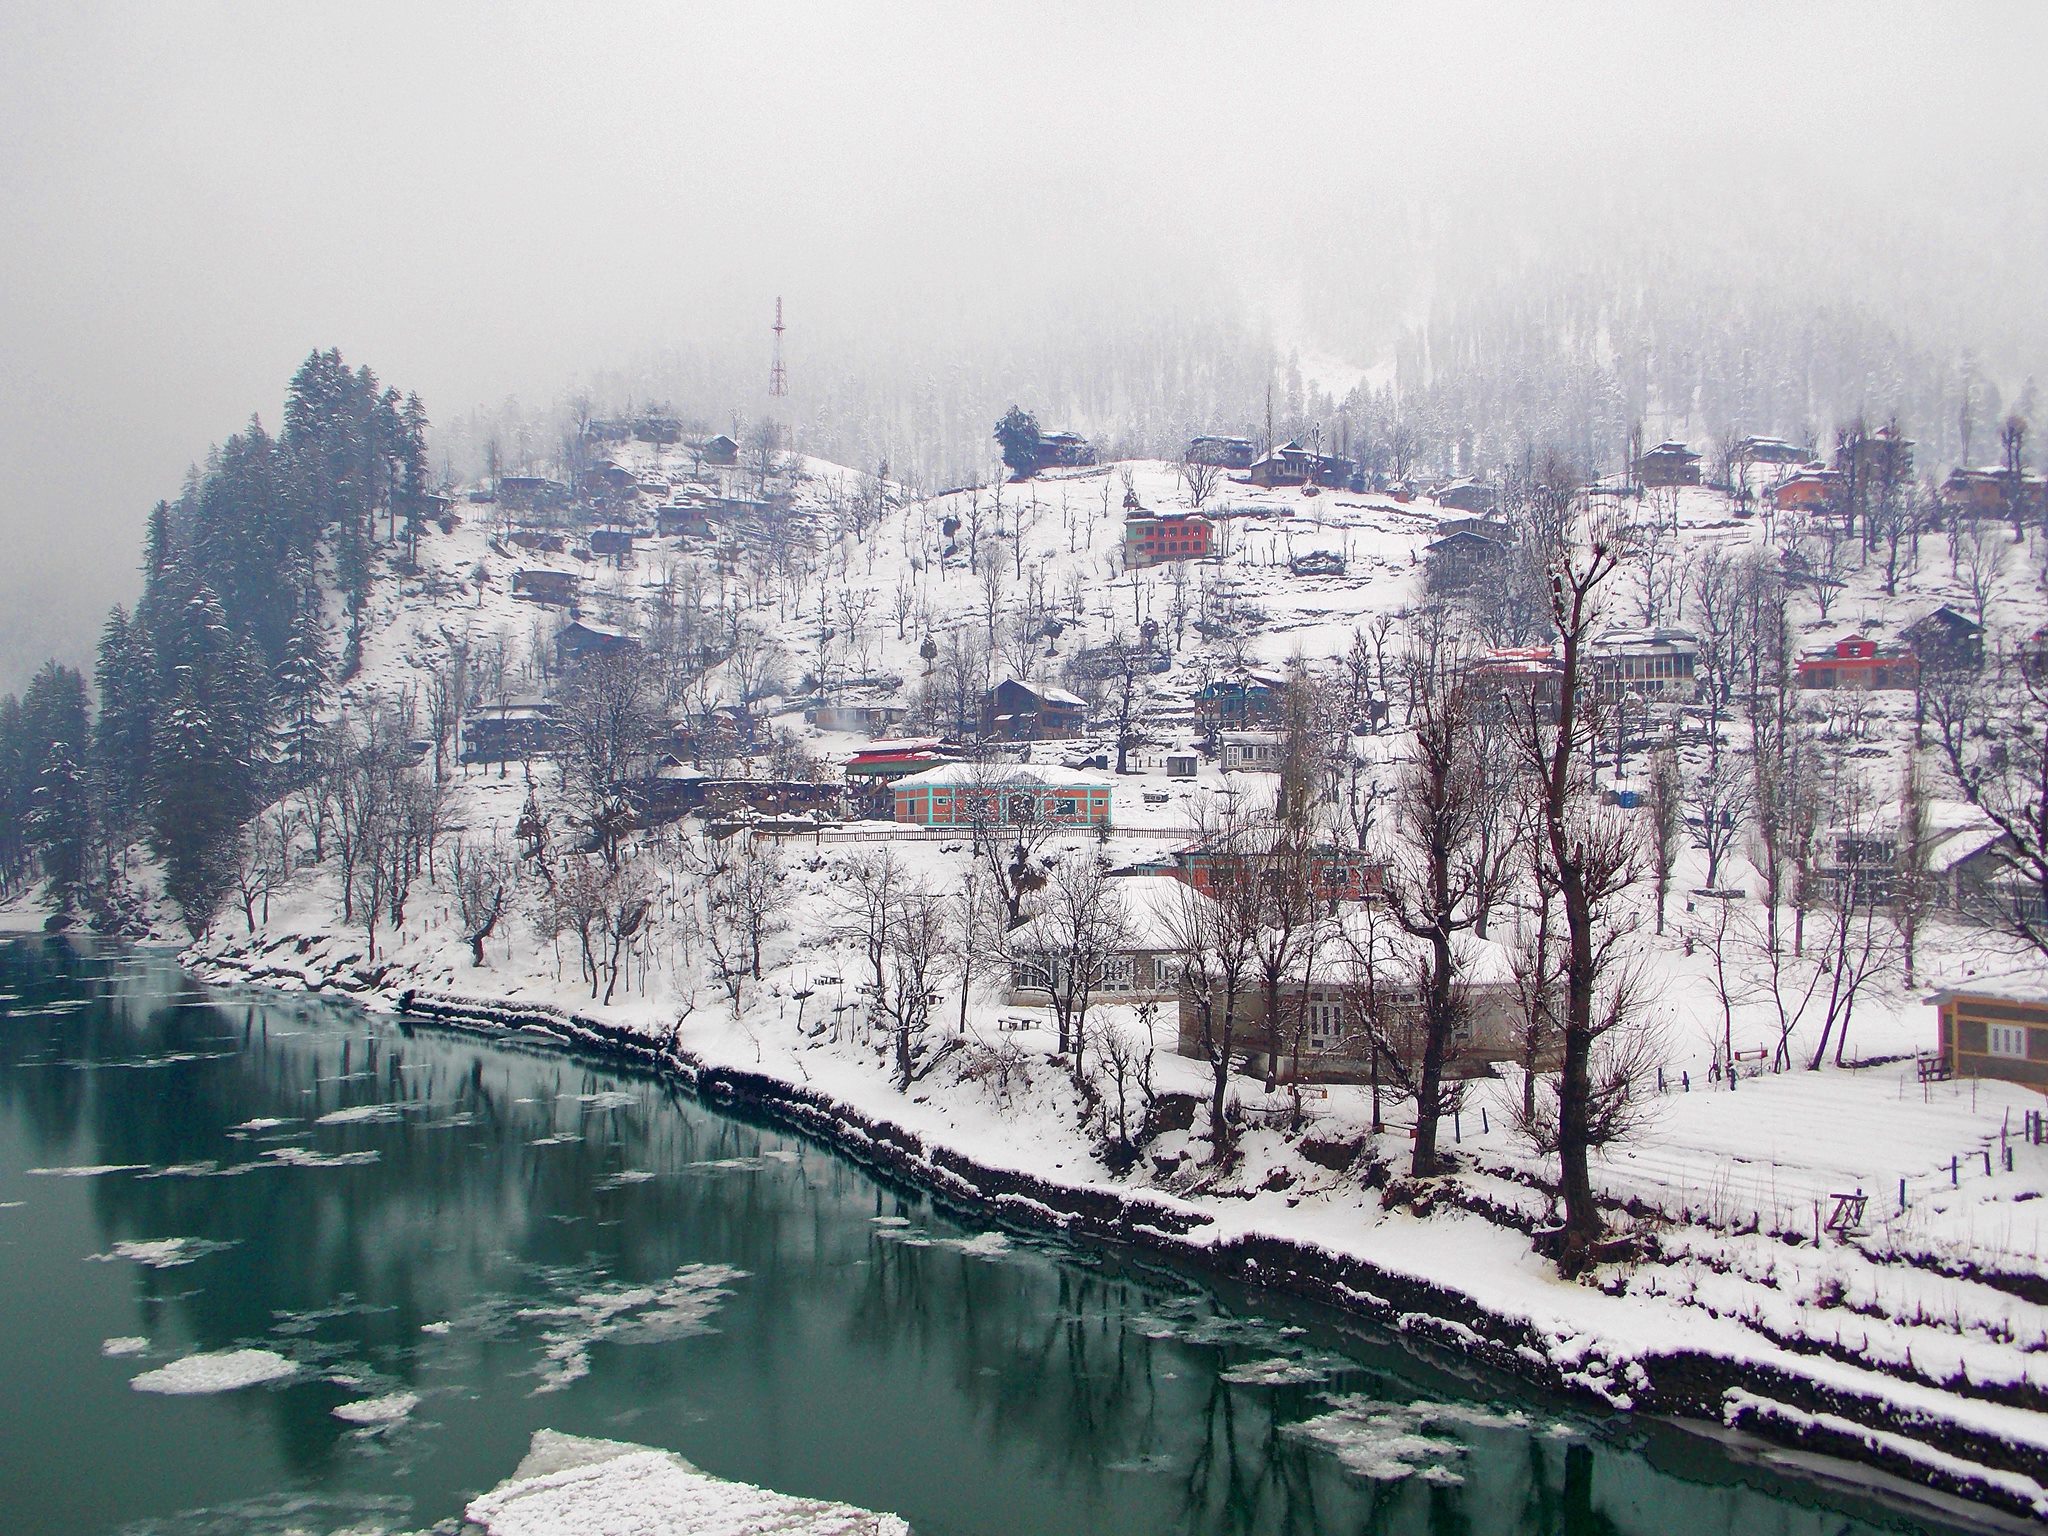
[0,937,1967,1536]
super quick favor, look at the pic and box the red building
[1168,843,1383,905]
[1797,635,1919,691]
[1124,510,1214,568]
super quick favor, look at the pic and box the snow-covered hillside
[158,438,2048,1518]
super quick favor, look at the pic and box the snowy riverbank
[181,922,2048,1525]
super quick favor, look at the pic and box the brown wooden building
[1932,989,2048,1088]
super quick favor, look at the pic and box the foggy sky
[5,1,2046,690]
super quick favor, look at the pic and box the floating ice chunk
[90,1237,233,1269]
[522,1263,744,1395]
[935,1231,1011,1257]
[1219,1354,1340,1387]
[333,1391,419,1425]
[102,1336,150,1357]
[466,1429,909,1536]
[261,1147,380,1168]
[868,1215,913,1227]
[575,1090,638,1111]
[28,1164,146,1178]
[132,1348,297,1394]
[316,1102,405,1126]
[421,1320,453,1335]
[1282,1396,1525,1485]
[596,1170,657,1189]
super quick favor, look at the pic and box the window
[1989,1024,2029,1060]
[1056,798,1079,817]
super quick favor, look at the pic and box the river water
[0,938,1983,1535]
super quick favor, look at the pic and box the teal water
[0,937,1983,1535]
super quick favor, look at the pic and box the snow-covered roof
[891,761,1106,792]
[997,677,1085,707]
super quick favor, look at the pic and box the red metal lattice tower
[768,297,787,398]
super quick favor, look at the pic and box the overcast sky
[4,1,2046,690]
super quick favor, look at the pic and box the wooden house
[1248,440,1352,489]
[1186,435,1256,469]
[555,620,639,670]
[1433,480,1499,514]
[513,567,581,607]
[1941,468,2048,523]
[1738,435,1810,466]
[657,503,712,538]
[983,677,1086,740]
[1633,441,1701,487]
[1932,989,2048,1089]
[1903,606,1985,675]
[588,527,640,558]
[1835,425,1914,483]
[699,434,740,467]
[1770,468,1840,514]
[460,697,559,764]
[1425,529,1510,594]
[1031,430,1097,471]
[1588,627,1699,702]
[1193,671,1286,730]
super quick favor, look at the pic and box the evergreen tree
[994,405,1041,479]
[18,663,92,904]
[93,606,154,854]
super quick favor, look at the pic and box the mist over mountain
[5,1,2045,689]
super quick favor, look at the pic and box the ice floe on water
[574,1089,638,1112]
[315,1102,407,1126]
[228,1116,293,1132]
[90,1236,235,1269]
[101,1336,150,1357]
[27,1163,146,1178]
[131,1348,297,1395]
[332,1390,419,1426]
[869,1215,913,1227]
[465,1429,910,1536]
[1282,1396,1532,1486]
[261,1146,379,1168]
[1219,1353,1347,1387]
[935,1230,1012,1257]
[521,1263,744,1395]
[595,1169,657,1189]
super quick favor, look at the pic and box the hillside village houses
[375,398,2048,1123]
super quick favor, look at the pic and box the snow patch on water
[522,1263,745,1395]
[101,1335,150,1357]
[131,1348,297,1395]
[595,1170,657,1189]
[934,1231,1012,1257]
[576,1090,638,1111]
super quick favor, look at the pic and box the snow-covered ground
[63,439,2048,1515]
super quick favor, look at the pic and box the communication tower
[768,297,788,398]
